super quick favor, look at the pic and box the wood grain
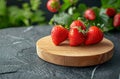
[36,35,114,67]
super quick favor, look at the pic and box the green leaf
[116,0,120,8]
[0,16,9,28]
[68,7,76,15]
[108,0,117,4]
[101,0,109,6]
[22,3,30,11]
[30,0,41,11]
[102,19,114,32]
[59,3,71,12]
[101,0,112,8]
[31,10,45,23]
[72,12,80,20]
[23,9,32,19]
[77,4,87,13]
[63,0,70,3]
[70,3,87,18]
[8,6,32,26]
[8,6,23,25]
[117,8,120,12]
[0,0,7,16]
[22,19,29,26]
[59,0,78,12]
[49,12,73,27]
[99,8,109,24]
[101,0,119,8]
[63,0,78,5]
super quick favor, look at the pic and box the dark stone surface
[0,26,120,79]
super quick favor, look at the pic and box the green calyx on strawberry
[51,25,68,45]
[68,0,78,5]
[113,13,120,27]
[84,8,96,21]
[106,8,116,17]
[47,0,60,13]
[69,27,86,46]
[85,26,104,45]
[70,20,86,30]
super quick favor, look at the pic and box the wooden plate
[36,36,114,67]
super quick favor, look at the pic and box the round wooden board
[36,35,114,67]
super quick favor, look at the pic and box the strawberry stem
[77,26,87,34]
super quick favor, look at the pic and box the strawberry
[70,20,86,30]
[106,8,116,17]
[113,13,120,27]
[85,26,104,45]
[69,27,85,46]
[51,25,68,45]
[84,9,96,21]
[47,0,60,13]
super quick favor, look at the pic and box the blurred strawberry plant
[0,0,45,29]
[49,0,120,32]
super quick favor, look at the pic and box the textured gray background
[0,26,120,79]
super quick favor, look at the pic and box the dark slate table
[0,26,120,79]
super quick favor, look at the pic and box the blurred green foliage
[0,0,45,29]
[50,0,120,32]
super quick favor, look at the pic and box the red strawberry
[106,8,116,17]
[70,20,86,30]
[113,13,120,27]
[84,9,96,21]
[51,25,68,45]
[69,27,85,46]
[47,0,60,13]
[85,26,104,45]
